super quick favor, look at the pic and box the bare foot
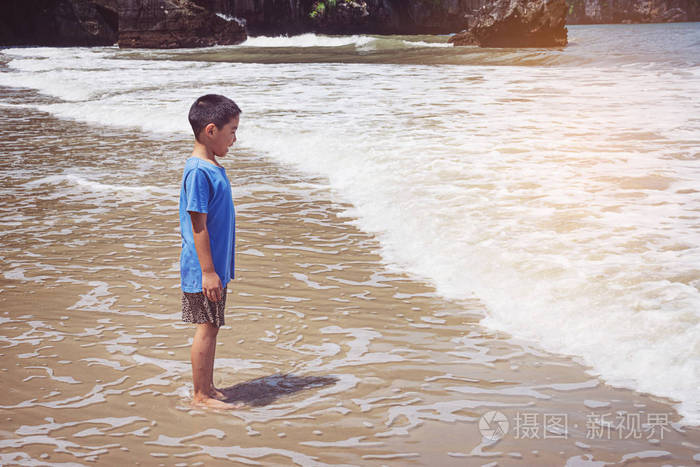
[192,396,243,410]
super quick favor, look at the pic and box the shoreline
[0,103,699,464]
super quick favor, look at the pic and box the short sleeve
[184,168,211,213]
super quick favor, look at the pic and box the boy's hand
[202,271,223,302]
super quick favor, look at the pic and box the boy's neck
[191,141,222,167]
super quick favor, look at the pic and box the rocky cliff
[118,0,246,48]
[0,0,117,46]
[1,0,697,48]
[197,0,482,35]
[206,0,698,33]
[450,0,568,47]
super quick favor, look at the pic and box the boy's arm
[189,211,223,302]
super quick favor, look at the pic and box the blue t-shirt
[179,157,235,293]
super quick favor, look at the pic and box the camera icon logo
[479,411,509,441]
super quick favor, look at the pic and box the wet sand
[1,101,699,465]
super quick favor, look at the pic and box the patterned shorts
[182,287,227,327]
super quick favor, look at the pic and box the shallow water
[1,23,700,464]
[1,96,699,465]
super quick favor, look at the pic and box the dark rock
[307,0,411,34]
[308,1,371,33]
[194,0,317,35]
[365,0,400,33]
[308,0,475,34]
[118,0,247,49]
[402,0,473,33]
[206,0,481,35]
[0,0,118,47]
[659,7,687,21]
[208,0,698,35]
[449,0,568,47]
[3,0,692,50]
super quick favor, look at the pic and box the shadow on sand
[219,373,338,407]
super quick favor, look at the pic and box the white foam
[215,12,242,24]
[401,40,452,48]
[24,174,177,201]
[240,33,374,48]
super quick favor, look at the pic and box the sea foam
[240,33,374,48]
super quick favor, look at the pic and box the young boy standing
[180,94,241,409]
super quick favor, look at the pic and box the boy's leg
[190,323,240,408]
[191,322,218,402]
[184,288,240,409]
[209,336,226,400]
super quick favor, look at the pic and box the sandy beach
[1,99,699,465]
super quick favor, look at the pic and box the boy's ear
[204,122,217,137]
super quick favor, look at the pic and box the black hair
[188,94,241,141]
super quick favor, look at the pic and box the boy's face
[205,115,239,158]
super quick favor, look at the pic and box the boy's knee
[198,322,219,335]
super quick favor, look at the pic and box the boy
[180,94,241,409]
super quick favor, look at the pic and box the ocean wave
[401,40,452,48]
[240,33,374,48]
[24,174,176,198]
